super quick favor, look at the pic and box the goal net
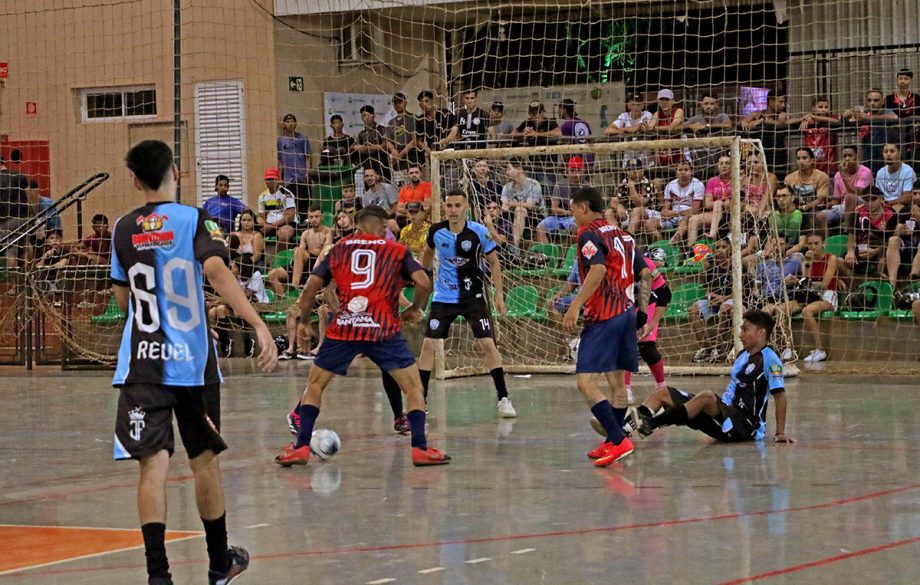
[429,137,797,379]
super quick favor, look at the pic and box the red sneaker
[411,447,451,467]
[274,442,311,467]
[593,437,634,467]
[393,415,410,435]
[587,441,608,459]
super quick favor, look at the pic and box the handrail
[0,172,109,255]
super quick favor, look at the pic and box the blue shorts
[314,334,416,376]
[553,294,576,313]
[537,215,576,233]
[576,310,638,374]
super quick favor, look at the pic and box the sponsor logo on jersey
[769,363,783,377]
[347,295,369,313]
[581,240,598,259]
[132,213,174,250]
[336,294,380,328]
[128,407,147,441]
[445,256,470,267]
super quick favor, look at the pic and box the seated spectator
[844,185,899,277]
[501,158,544,246]
[481,200,516,262]
[398,201,430,257]
[396,164,432,227]
[256,167,297,245]
[536,156,585,242]
[268,204,332,296]
[689,155,733,245]
[885,182,920,288]
[227,208,265,277]
[606,94,653,168]
[771,186,805,254]
[659,161,705,246]
[352,105,396,180]
[202,174,244,234]
[875,143,915,207]
[512,101,560,192]
[333,210,356,241]
[799,96,839,174]
[784,147,830,227]
[742,155,778,218]
[616,159,657,232]
[34,229,68,269]
[750,235,803,310]
[487,101,514,138]
[763,232,840,363]
[360,167,398,212]
[819,144,873,233]
[683,93,733,174]
[842,89,898,173]
[469,158,501,218]
[333,182,363,218]
[650,88,687,171]
[548,263,581,317]
[27,180,62,260]
[689,238,734,363]
[320,114,356,167]
[70,213,112,264]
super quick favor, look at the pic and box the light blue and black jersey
[721,346,785,440]
[427,220,497,304]
[111,202,227,387]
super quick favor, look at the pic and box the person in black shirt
[353,105,396,180]
[320,114,356,167]
[415,90,451,165]
[441,89,489,150]
[512,100,561,193]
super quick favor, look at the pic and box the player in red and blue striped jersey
[563,187,649,467]
[274,205,450,468]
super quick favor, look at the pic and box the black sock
[590,400,625,445]
[654,404,689,428]
[407,409,427,449]
[381,371,403,418]
[611,406,627,428]
[490,367,509,400]
[201,513,229,573]
[419,369,431,402]
[295,404,320,449]
[141,522,170,581]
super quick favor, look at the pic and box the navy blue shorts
[576,310,638,374]
[314,333,416,376]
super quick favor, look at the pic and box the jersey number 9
[128,259,202,333]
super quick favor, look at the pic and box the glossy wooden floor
[0,361,917,584]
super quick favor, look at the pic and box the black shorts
[425,298,493,339]
[114,383,227,461]
[667,387,755,442]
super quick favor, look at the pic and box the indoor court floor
[0,361,918,584]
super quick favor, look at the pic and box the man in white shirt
[606,93,653,168]
[875,142,915,208]
[256,166,297,246]
[654,161,705,246]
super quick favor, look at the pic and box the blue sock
[591,400,625,445]
[407,409,427,450]
[611,406,627,428]
[294,405,320,449]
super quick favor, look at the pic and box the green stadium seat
[322,212,334,228]
[839,280,893,320]
[824,234,848,257]
[551,246,577,277]
[89,295,126,326]
[662,283,705,322]
[511,243,562,277]
[504,285,540,319]
[270,248,295,270]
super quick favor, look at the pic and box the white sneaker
[803,349,827,363]
[625,387,636,406]
[708,348,722,363]
[781,347,794,362]
[497,397,517,418]
[691,348,710,363]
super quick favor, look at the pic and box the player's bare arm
[563,263,605,332]
[401,268,431,325]
[772,390,796,443]
[485,250,506,316]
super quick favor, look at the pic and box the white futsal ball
[568,337,580,362]
[310,429,341,460]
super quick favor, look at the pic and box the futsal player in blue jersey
[111,140,278,585]
[631,309,796,444]
[417,189,516,418]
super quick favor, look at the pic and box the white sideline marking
[418,567,446,574]
[466,557,492,564]
[366,579,396,584]
[510,548,537,554]
[246,523,271,529]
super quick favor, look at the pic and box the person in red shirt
[563,186,650,468]
[69,213,112,264]
[395,164,432,228]
[799,96,839,174]
[274,205,450,467]
[885,68,918,165]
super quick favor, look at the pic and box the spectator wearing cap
[353,104,397,180]
[885,68,919,165]
[442,89,490,150]
[614,158,657,230]
[202,174,245,234]
[396,164,432,228]
[387,92,421,174]
[606,93,654,168]
[501,158,544,246]
[398,201,431,257]
[557,98,594,165]
[256,166,297,246]
[487,102,514,138]
[321,114,357,167]
[650,88,687,171]
[536,156,587,243]
[512,100,561,193]
[683,92,734,176]
[277,113,312,218]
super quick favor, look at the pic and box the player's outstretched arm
[772,391,796,444]
[204,256,278,373]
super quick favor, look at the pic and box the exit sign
[288,77,304,92]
